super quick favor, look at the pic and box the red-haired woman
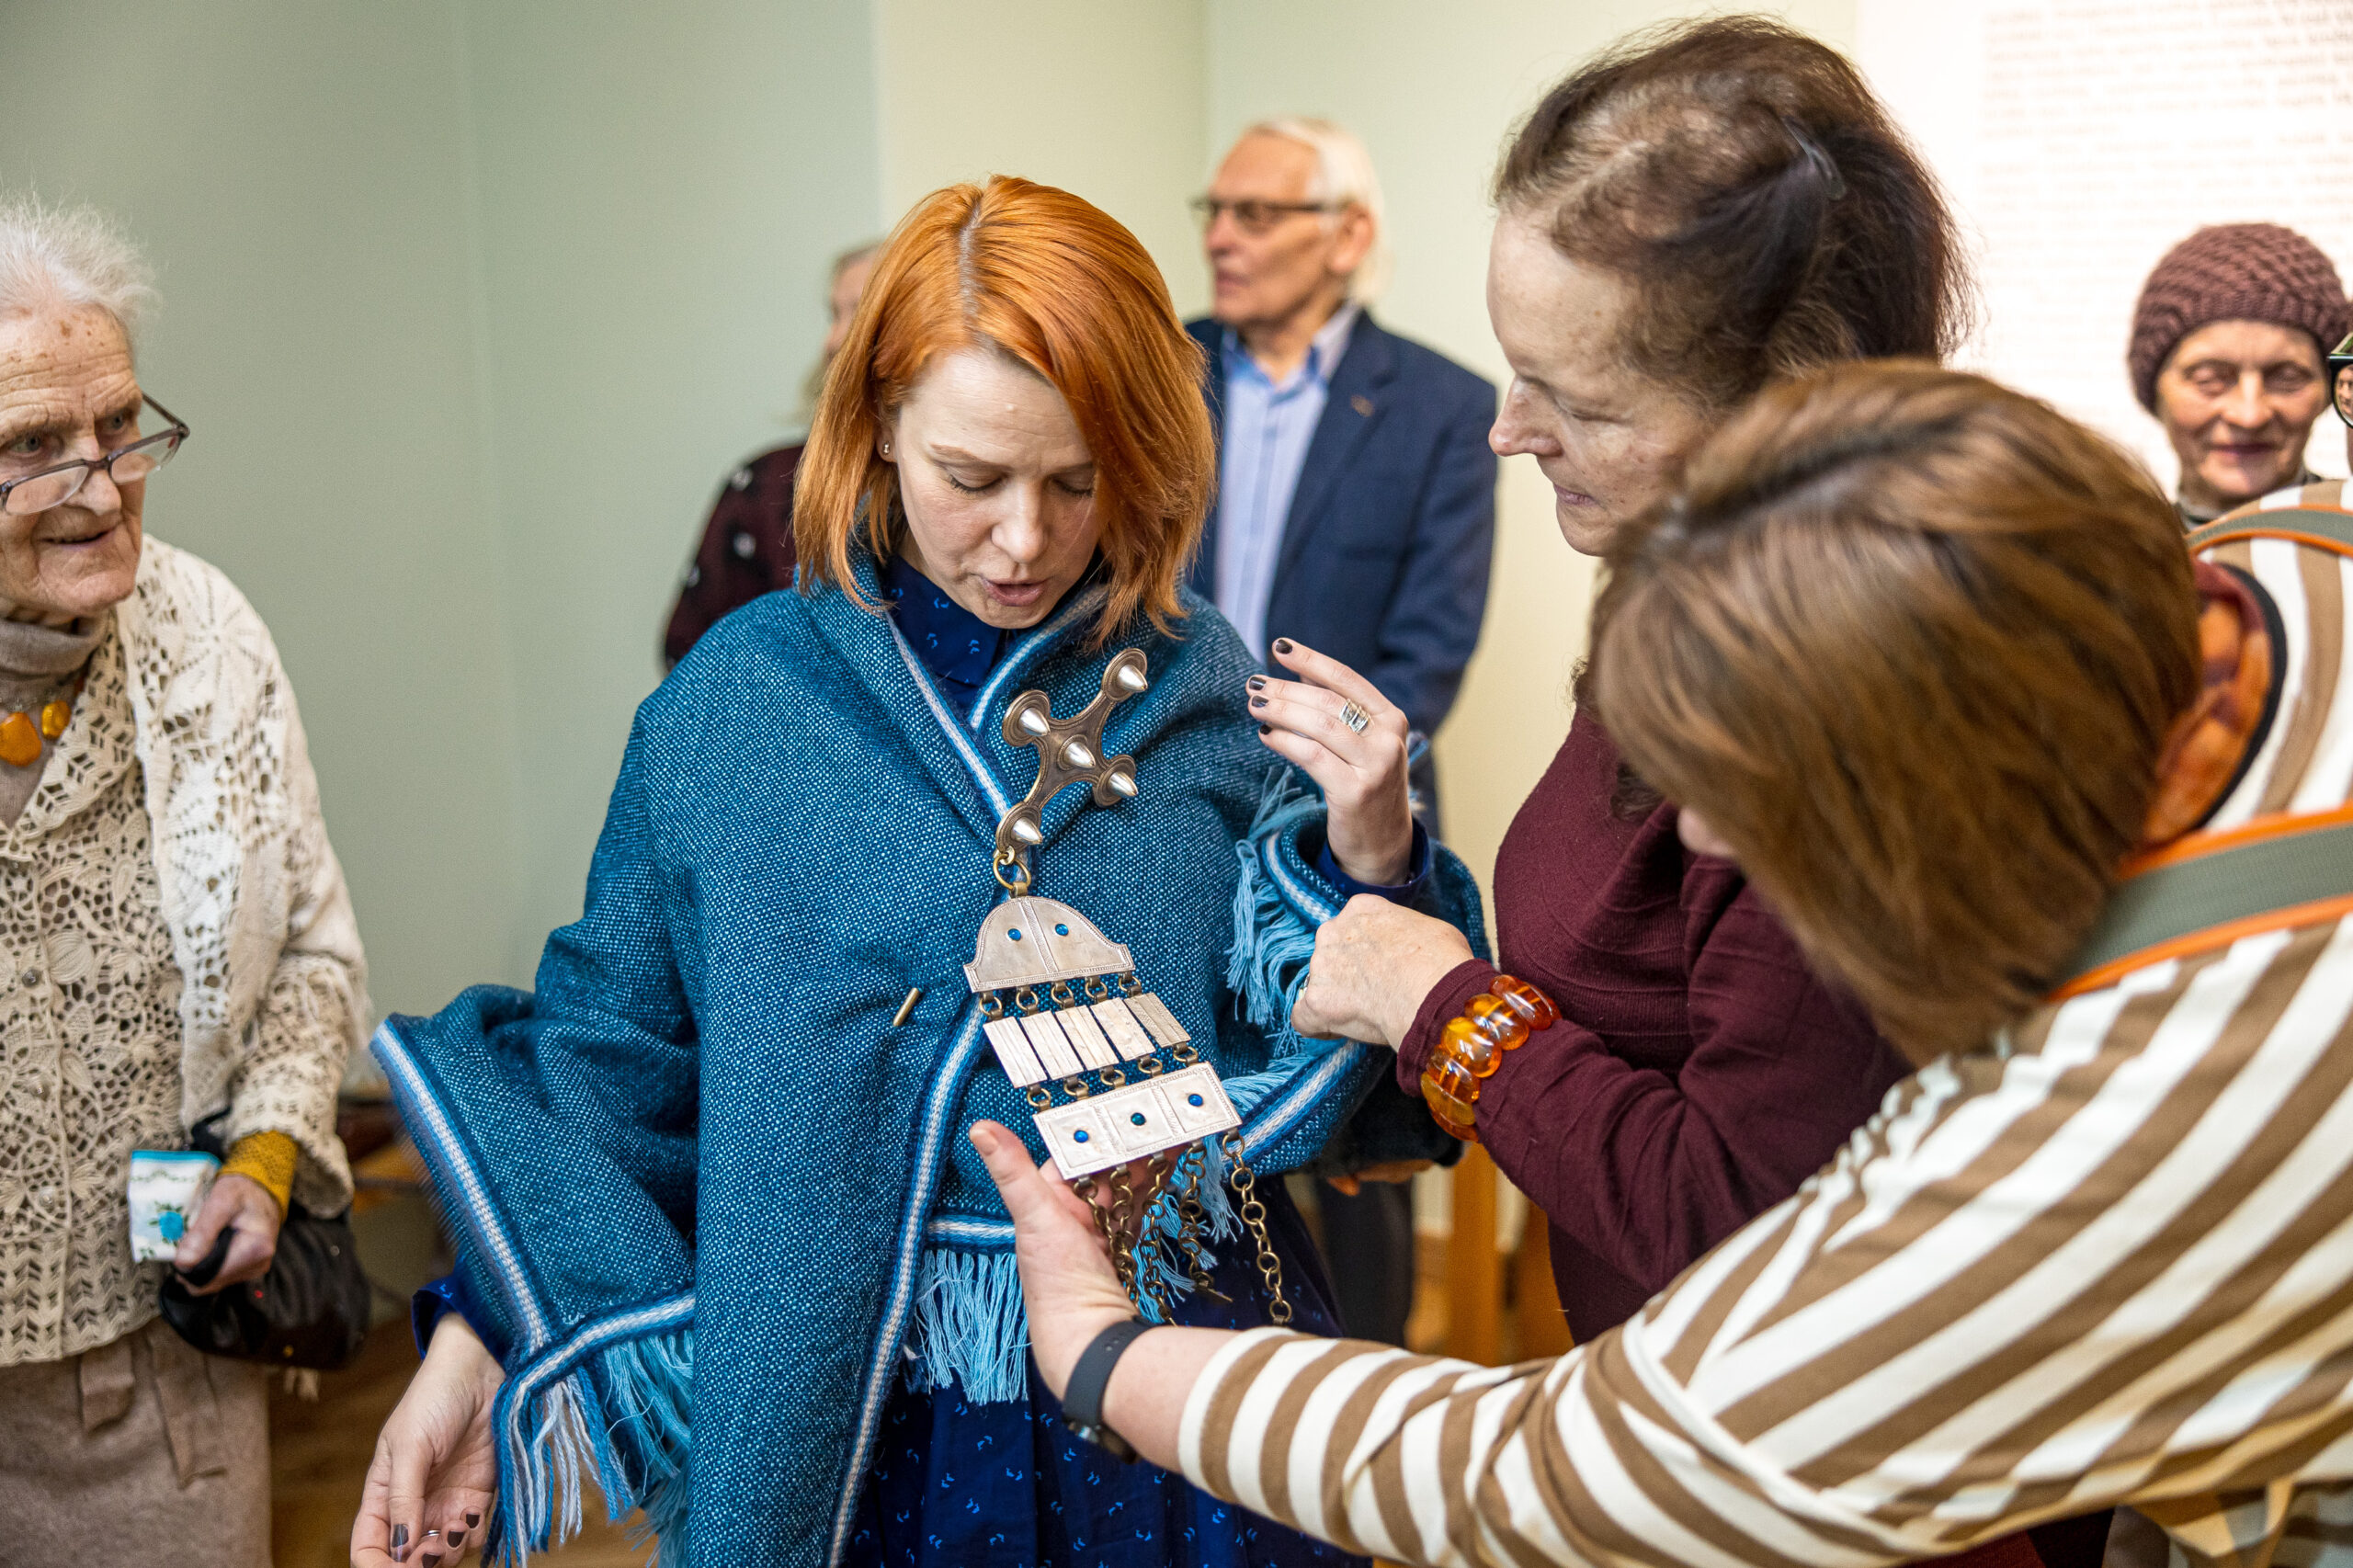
[351,176,1478,1568]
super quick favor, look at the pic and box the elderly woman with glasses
[0,197,368,1566]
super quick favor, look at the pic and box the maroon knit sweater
[1398,708,1908,1342]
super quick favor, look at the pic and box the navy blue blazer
[1186,312,1496,743]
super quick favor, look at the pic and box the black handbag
[156,1112,372,1370]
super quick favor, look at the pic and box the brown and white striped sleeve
[1181,915,2353,1568]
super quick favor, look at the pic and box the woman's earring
[881,441,892,457]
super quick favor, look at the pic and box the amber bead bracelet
[1417,973,1558,1143]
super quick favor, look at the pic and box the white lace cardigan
[120,538,368,1214]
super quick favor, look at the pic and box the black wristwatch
[1061,1318,1152,1461]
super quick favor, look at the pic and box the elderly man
[1188,119,1495,829]
[1188,120,1495,1349]
[2130,223,2348,526]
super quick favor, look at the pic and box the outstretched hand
[972,1122,1245,1475]
[968,1121,1136,1400]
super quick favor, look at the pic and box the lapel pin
[1351,395,1374,417]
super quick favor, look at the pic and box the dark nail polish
[466,1514,480,1528]
[1273,638,1294,654]
[392,1524,408,1560]
[447,1530,466,1548]
[1257,724,1271,735]
[1249,696,1267,710]
[1245,675,1266,691]
[423,1555,443,1568]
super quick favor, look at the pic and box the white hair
[0,194,157,343]
[1237,117,1392,305]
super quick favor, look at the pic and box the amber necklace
[0,671,85,768]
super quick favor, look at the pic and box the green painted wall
[875,0,1209,322]
[7,1,525,1019]
[460,3,884,971]
[7,0,881,1015]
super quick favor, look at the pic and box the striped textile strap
[2053,812,2353,998]
[2186,505,2353,555]
[2052,508,2353,998]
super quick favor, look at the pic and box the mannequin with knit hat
[2130,222,2349,525]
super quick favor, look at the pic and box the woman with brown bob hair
[978,361,2353,1568]
[1595,364,2201,1060]
[355,176,1476,1568]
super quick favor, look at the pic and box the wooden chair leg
[1514,1214,1574,1358]
[1447,1146,1502,1364]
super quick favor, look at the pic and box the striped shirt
[1178,484,2353,1568]
[1212,304,1358,660]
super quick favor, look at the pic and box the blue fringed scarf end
[1225,771,1332,1050]
[905,1144,1248,1395]
[484,1313,696,1568]
[905,1247,1029,1404]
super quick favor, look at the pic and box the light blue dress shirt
[1212,303,1359,659]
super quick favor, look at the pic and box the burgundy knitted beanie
[2128,223,2348,411]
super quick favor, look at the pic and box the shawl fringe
[1225,771,1329,1051]
[489,1319,696,1568]
[905,1248,1028,1404]
[904,1144,1246,1400]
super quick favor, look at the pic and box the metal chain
[1105,1165,1141,1295]
[1174,1153,1228,1302]
[1073,1175,1133,1296]
[1127,1151,1176,1320]
[1221,1130,1291,1325]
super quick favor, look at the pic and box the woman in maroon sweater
[1260,39,2099,1568]
[1262,14,1965,1335]
[1260,28,2099,1565]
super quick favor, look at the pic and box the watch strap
[1062,1318,1152,1456]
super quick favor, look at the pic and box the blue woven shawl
[373,559,1483,1568]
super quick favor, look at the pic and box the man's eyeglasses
[1189,196,1344,236]
[2330,332,2352,429]
[0,396,188,517]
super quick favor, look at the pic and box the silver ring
[1338,700,1371,733]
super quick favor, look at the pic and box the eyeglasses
[2330,332,2352,428]
[0,396,188,517]
[1188,196,1344,236]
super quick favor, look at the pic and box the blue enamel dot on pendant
[1074,1129,1089,1142]
[1188,1094,1204,1108]
[1130,1111,1147,1126]
[1055,924,1069,936]
[1008,929,1023,941]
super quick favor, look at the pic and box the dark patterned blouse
[662,443,802,666]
